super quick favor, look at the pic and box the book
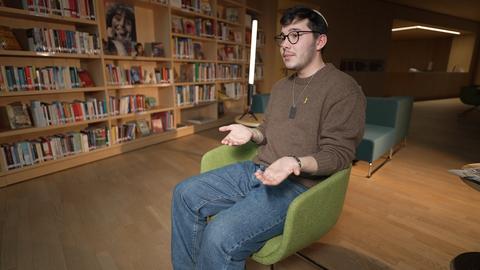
[145,97,157,109]
[0,26,21,50]
[225,8,239,23]
[2,0,22,8]
[144,42,165,57]
[151,117,163,133]
[136,119,151,136]
[78,69,95,87]
[200,0,212,16]
[0,102,33,129]
[170,0,182,8]
[193,42,205,60]
[171,16,184,34]
[104,2,137,56]
[182,18,196,35]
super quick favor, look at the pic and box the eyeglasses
[274,31,323,46]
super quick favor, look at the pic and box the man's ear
[316,34,327,51]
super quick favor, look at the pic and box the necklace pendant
[289,106,297,119]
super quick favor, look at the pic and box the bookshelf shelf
[216,79,245,83]
[174,81,216,86]
[0,50,102,59]
[103,55,171,62]
[217,39,242,45]
[0,87,105,97]
[0,118,109,138]
[172,33,216,42]
[219,0,245,7]
[173,58,215,63]
[106,83,172,90]
[216,18,241,27]
[0,6,97,26]
[217,60,246,64]
[109,107,175,120]
[246,6,261,14]
[170,6,216,20]
[178,100,217,110]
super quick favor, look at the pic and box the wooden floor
[1,98,480,270]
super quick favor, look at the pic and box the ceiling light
[392,25,460,35]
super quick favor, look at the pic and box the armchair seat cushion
[356,124,396,163]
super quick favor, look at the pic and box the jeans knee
[202,219,241,256]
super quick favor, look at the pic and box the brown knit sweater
[253,63,366,187]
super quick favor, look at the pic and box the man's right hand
[219,124,253,146]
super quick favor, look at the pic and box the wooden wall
[388,38,452,72]
[263,0,480,99]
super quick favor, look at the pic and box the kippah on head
[312,9,328,27]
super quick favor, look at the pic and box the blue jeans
[171,161,307,270]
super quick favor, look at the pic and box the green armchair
[201,143,352,269]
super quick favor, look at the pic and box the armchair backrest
[389,96,414,144]
[251,94,270,113]
[365,97,399,128]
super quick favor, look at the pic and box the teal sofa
[356,96,413,177]
[251,94,270,113]
[390,96,414,146]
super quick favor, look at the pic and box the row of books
[105,64,172,86]
[176,84,215,106]
[0,126,108,171]
[217,7,240,24]
[222,82,243,99]
[110,111,174,143]
[170,0,212,16]
[173,37,205,60]
[3,0,96,20]
[30,98,108,128]
[0,65,93,92]
[246,65,264,80]
[245,29,266,47]
[109,95,146,116]
[172,16,215,38]
[111,123,136,144]
[217,45,242,61]
[139,0,167,6]
[0,98,108,130]
[13,27,101,55]
[217,23,242,42]
[176,63,215,82]
[217,64,241,80]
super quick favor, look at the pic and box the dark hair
[106,4,137,41]
[280,5,328,38]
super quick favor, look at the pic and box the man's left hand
[255,157,301,186]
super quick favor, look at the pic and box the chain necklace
[289,73,315,119]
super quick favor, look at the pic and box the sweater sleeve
[309,89,366,175]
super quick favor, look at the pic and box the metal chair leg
[295,252,329,270]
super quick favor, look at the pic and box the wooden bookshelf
[0,0,266,186]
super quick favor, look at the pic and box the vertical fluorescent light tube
[248,19,258,84]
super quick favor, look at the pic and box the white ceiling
[384,0,480,22]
